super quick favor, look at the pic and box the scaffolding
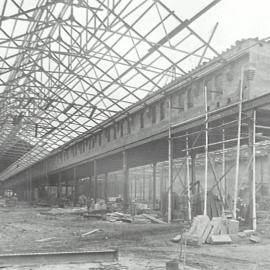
[167,65,259,229]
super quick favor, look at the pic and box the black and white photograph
[0,0,269,269]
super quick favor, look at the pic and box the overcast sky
[167,0,270,52]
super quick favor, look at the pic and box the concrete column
[88,162,92,199]
[160,163,164,212]
[123,151,129,211]
[104,172,108,203]
[25,172,28,201]
[260,158,264,196]
[28,167,32,203]
[73,167,78,206]
[88,176,92,199]
[93,160,97,202]
[142,166,145,201]
[57,173,62,199]
[65,180,68,196]
[153,163,157,209]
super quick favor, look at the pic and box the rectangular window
[127,118,131,134]
[92,136,96,148]
[64,150,68,160]
[140,111,144,128]
[187,88,193,108]
[151,105,156,124]
[107,128,110,142]
[88,138,92,149]
[79,142,84,154]
[113,126,117,139]
[160,101,165,120]
[72,145,77,156]
[215,74,223,98]
[178,92,185,111]
[193,82,200,98]
[98,133,102,146]
[120,121,123,137]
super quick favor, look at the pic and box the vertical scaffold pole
[222,126,226,211]
[204,85,208,216]
[186,135,192,221]
[252,110,257,230]
[93,160,97,203]
[168,97,172,223]
[233,68,245,219]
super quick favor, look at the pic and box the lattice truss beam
[0,0,220,176]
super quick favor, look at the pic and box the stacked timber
[177,215,239,246]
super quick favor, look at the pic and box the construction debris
[142,214,166,224]
[205,217,223,243]
[35,237,57,243]
[83,213,103,220]
[182,215,210,246]
[41,207,87,216]
[227,219,239,234]
[174,215,239,246]
[210,234,232,245]
[132,215,151,224]
[249,235,261,243]
[81,229,101,237]
[105,212,126,222]
[243,230,255,237]
[166,260,179,270]
[104,212,162,224]
[171,234,182,243]
[238,232,246,238]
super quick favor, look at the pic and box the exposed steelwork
[0,249,118,267]
[0,0,220,178]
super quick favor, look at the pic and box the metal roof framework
[0,0,221,179]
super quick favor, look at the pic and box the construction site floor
[1,205,270,269]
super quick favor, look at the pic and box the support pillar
[57,173,62,199]
[153,162,157,209]
[28,167,32,204]
[104,172,108,203]
[73,167,78,206]
[248,110,256,230]
[204,84,208,216]
[233,68,245,219]
[123,151,129,211]
[168,97,173,223]
[142,166,145,201]
[222,126,226,208]
[65,180,68,197]
[88,162,92,199]
[160,163,164,212]
[93,160,97,202]
[186,136,192,221]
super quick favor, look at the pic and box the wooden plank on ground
[81,229,100,237]
[210,234,232,244]
[142,214,166,224]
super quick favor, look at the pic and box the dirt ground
[1,205,270,270]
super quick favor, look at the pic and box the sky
[167,0,270,52]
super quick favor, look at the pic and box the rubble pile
[105,212,165,224]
